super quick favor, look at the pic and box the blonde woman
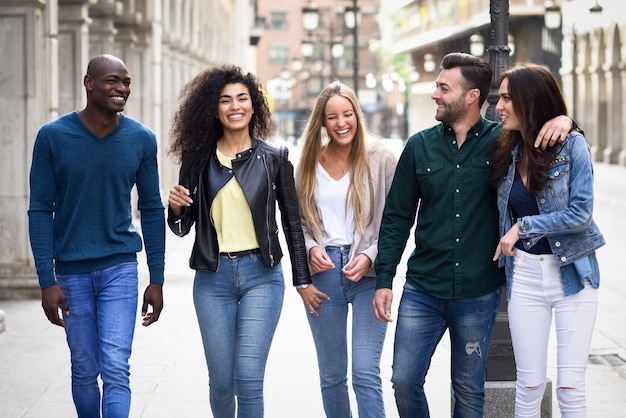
[295,81,398,418]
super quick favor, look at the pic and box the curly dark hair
[167,64,273,177]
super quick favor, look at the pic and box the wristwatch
[296,284,309,289]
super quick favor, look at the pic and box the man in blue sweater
[28,54,165,417]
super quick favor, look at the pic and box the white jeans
[508,250,598,418]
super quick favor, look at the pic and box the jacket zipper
[261,154,275,266]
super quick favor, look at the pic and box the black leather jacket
[167,139,310,286]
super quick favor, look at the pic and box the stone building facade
[0,0,258,298]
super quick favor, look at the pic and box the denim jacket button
[555,241,561,247]
[561,256,567,262]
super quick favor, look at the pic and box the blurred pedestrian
[28,54,166,417]
[295,81,397,417]
[166,64,309,418]
[491,63,605,417]
[373,52,575,417]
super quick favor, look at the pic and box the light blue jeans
[391,283,500,418]
[193,251,285,418]
[306,246,387,418]
[56,261,139,418]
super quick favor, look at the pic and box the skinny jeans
[508,250,598,418]
[306,245,387,418]
[193,251,285,418]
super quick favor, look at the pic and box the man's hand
[41,285,68,327]
[372,288,394,323]
[534,115,572,149]
[141,283,163,327]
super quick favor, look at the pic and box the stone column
[58,0,92,115]
[588,29,607,162]
[603,26,623,164]
[0,0,56,298]
[87,0,120,55]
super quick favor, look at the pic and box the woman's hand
[493,222,520,261]
[297,284,330,316]
[168,185,193,216]
[308,246,335,273]
[342,253,372,283]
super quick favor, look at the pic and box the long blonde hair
[296,81,373,237]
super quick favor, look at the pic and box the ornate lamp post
[302,1,360,92]
[301,3,345,84]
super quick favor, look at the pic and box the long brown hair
[490,64,567,194]
[296,81,373,237]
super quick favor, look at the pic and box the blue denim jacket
[496,132,605,298]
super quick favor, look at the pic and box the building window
[269,44,289,65]
[306,76,323,97]
[270,11,288,30]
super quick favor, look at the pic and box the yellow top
[212,149,260,252]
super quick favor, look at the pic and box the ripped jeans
[391,283,500,418]
[509,250,598,418]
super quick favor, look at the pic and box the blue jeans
[392,283,500,418]
[56,261,139,418]
[193,251,285,418]
[307,246,387,418]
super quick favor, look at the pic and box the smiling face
[430,67,471,125]
[85,56,131,114]
[217,83,254,133]
[496,77,521,131]
[323,95,357,147]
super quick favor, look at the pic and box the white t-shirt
[315,162,354,247]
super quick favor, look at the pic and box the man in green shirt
[373,52,573,417]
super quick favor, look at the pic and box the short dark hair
[440,52,492,107]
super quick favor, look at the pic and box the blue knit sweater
[28,111,165,289]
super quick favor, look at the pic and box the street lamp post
[344,0,359,92]
[301,4,344,84]
[302,1,360,92]
[485,0,511,123]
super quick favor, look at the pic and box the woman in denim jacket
[490,64,605,418]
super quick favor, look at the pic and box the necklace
[322,148,349,177]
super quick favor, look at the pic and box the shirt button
[456,164,461,169]
[555,171,560,176]
[455,238,460,243]
[452,140,456,145]
[455,262,460,267]
[455,213,460,218]
[455,188,460,193]
[427,167,431,172]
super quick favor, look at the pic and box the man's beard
[435,97,465,125]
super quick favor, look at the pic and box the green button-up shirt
[375,117,505,299]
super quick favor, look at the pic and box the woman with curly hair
[167,64,310,418]
[296,81,397,417]
[491,64,605,417]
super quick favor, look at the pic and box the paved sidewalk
[1,148,625,417]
